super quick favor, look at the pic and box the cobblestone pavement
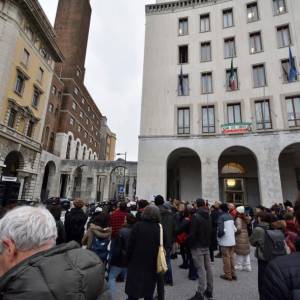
[114,250,259,300]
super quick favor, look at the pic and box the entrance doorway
[40,161,56,202]
[219,147,260,207]
[167,148,201,202]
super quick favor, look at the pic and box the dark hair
[47,204,61,220]
[284,212,294,221]
[142,205,161,223]
[220,203,229,213]
[119,202,127,212]
[154,195,164,206]
[93,212,110,228]
[138,200,149,209]
[294,196,300,224]
[261,212,274,224]
[196,198,205,208]
[126,213,137,225]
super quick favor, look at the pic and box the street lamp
[116,152,127,199]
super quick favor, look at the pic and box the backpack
[263,229,287,261]
[91,236,110,264]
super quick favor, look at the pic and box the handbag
[157,223,168,274]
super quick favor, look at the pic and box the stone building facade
[137,0,300,207]
[0,0,63,202]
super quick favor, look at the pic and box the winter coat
[217,212,236,247]
[235,216,251,256]
[0,242,111,300]
[249,222,270,261]
[125,220,160,299]
[262,252,300,300]
[110,224,133,268]
[285,220,298,253]
[210,209,221,251]
[82,224,112,249]
[188,208,212,249]
[158,205,176,249]
[64,207,88,244]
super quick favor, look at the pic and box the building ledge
[146,0,232,15]
[0,124,41,152]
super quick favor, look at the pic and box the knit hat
[236,206,245,214]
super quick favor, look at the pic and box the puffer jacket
[262,252,300,300]
[0,242,112,300]
[235,216,251,256]
[158,205,176,249]
[217,212,236,247]
[250,222,270,261]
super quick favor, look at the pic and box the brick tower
[54,0,91,82]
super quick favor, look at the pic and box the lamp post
[116,152,127,200]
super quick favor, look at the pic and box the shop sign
[221,123,252,134]
[1,176,17,182]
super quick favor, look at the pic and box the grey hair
[0,206,57,253]
[142,205,161,223]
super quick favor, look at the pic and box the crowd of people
[0,195,299,300]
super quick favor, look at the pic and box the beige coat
[235,216,251,256]
[82,224,112,249]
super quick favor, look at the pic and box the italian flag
[229,58,237,91]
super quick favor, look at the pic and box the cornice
[146,0,232,15]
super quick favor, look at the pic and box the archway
[2,151,24,177]
[218,146,260,207]
[72,166,83,198]
[279,143,300,203]
[40,161,56,202]
[109,166,128,201]
[167,148,201,202]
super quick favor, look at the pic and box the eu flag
[288,47,298,82]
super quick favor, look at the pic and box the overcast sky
[39,0,154,161]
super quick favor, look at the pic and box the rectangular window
[32,88,41,108]
[253,64,266,88]
[273,0,286,15]
[277,25,291,48]
[22,49,30,67]
[37,67,44,82]
[70,118,74,125]
[7,109,17,128]
[286,96,300,127]
[255,100,272,129]
[178,74,189,96]
[202,105,215,133]
[72,101,77,111]
[250,32,263,53]
[27,120,35,137]
[201,72,213,94]
[247,2,259,22]
[226,68,239,90]
[224,37,236,58]
[200,42,211,62]
[200,14,210,32]
[48,103,54,113]
[179,45,188,64]
[227,103,241,124]
[179,18,188,35]
[223,9,234,28]
[177,107,190,134]
[51,85,56,95]
[15,73,25,95]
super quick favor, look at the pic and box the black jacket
[188,208,212,249]
[158,205,176,249]
[0,242,111,300]
[262,252,300,300]
[65,208,88,244]
[125,220,160,298]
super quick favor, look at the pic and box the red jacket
[110,209,128,239]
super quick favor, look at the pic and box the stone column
[201,157,220,205]
[128,176,134,200]
[103,175,110,202]
[257,154,283,207]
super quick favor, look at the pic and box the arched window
[66,136,72,159]
[82,147,86,160]
[88,151,91,160]
[221,163,245,175]
[48,132,55,153]
[75,141,80,160]
[94,154,96,160]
